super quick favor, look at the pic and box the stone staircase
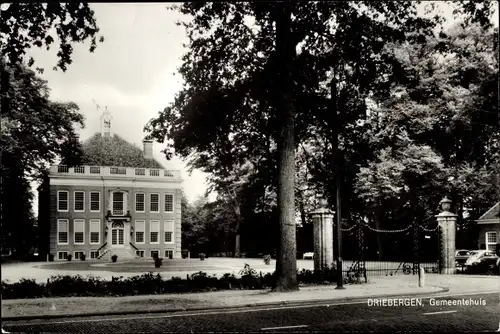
[107,248,137,261]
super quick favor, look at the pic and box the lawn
[37,258,281,273]
[36,258,437,275]
[1,258,439,285]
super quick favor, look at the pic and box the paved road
[3,292,499,332]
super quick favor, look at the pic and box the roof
[477,202,500,221]
[80,133,164,169]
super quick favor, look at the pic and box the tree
[355,20,499,251]
[1,153,37,257]
[147,1,416,291]
[0,64,86,255]
[146,1,497,291]
[181,192,240,256]
[1,2,104,72]
[181,194,210,256]
[79,134,163,169]
[1,2,103,256]
[1,1,104,178]
[1,64,85,178]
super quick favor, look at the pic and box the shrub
[239,264,260,289]
[48,275,98,297]
[67,254,72,261]
[263,255,271,265]
[80,254,86,261]
[154,257,163,268]
[0,263,364,299]
[297,267,337,285]
[189,271,218,291]
[261,272,276,287]
[344,269,366,284]
[111,255,118,263]
[219,273,239,289]
[199,253,206,261]
[107,275,127,296]
[1,278,46,299]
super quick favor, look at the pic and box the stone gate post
[435,196,457,274]
[311,202,335,270]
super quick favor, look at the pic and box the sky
[23,2,498,215]
[27,4,211,211]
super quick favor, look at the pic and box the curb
[1,286,449,322]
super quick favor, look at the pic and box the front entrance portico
[107,220,130,248]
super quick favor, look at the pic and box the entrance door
[111,221,125,247]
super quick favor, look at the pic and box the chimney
[143,139,153,159]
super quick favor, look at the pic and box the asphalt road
[3,292,499,333]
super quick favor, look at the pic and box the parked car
[455,249,471,267]
[465,250,500,275]
[303,252,314,260]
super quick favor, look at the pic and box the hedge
[0,264,365,299]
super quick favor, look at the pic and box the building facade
[476,202,500,252]
[38,111,182,261]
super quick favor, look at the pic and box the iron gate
[340,220,441,278]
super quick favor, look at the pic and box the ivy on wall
[80,134,164,169]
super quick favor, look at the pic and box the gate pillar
[435,197,457,274]
[311,201,335,270]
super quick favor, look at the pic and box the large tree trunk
[273,1,298,292]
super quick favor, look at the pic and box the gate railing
[339,219,441,278]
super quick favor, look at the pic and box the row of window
[57,219,101,245]
[57,249,175,260]
[58,251,101,260]
[134,220,175,244]
[136,249,174,259]
[57,191,175,214]
[57,219,176,245]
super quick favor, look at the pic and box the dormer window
[112,192,124,215]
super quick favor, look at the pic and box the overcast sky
[26,2,498,213]
[28,4,210,209]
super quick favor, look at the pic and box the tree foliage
[80,134,164,169]
[0,2,104,72]
[1,2,104,256]
[354,21,499,249]
[181,193,239,256]
[0,63,85,178]
[146,1,498,284]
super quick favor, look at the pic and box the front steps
[107,248,137,261]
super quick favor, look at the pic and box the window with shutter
[150,220,159,243]
[135,220,145,244]
[164,220,174,243]
[58,219,69,244]
[90,219,100,244]
[74,219,85,244]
